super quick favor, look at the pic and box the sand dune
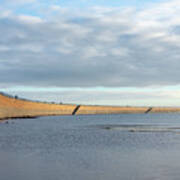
[0,93,76,120]
[76,105,148,115]
[1,92,180,120]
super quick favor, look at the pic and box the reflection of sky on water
[1,114,180,180]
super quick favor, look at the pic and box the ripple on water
[87,124,180,133]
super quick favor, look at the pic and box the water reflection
[89,124,180,133]
[1,114,180,180]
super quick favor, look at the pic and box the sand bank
[1,93,180,120]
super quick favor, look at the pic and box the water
[1,113,180,180]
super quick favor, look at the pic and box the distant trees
[51,101,63,104]
[14,95,18,99]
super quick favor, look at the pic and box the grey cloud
[1,2,180,87]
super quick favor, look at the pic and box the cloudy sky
[1,0,180,106]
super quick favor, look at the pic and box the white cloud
[82,46,106,59]
[0,10,12,18]
[56,47,73,55]
[50,5,67,13]
[16,44,44,53]
[18,15,43,24]
[1,0,180,89]
[0,45,10,52]
[111,48,129,57]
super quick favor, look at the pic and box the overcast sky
[1,0,180,106]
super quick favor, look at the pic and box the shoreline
[1,92,180,121]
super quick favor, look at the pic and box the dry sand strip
[1,93,180,120]
[0,93,76,120]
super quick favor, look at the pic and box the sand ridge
[1,93,180,120]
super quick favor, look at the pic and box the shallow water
[1,113,180,180]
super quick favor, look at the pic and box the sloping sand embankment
[1,93,180,120]
[0,93,76,120]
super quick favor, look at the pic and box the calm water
[1,114,180,180]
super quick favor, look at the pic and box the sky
[0,0,180,106]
